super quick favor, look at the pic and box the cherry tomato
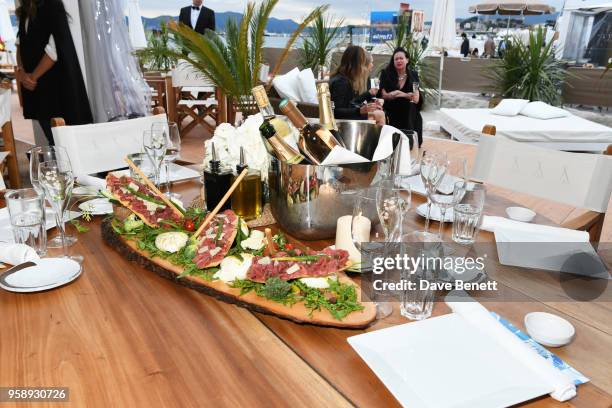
[284,243,293,250]
[184,219,195,231]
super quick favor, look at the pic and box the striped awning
[469,0,555,15]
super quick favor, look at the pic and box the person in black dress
[329,45,385,125]
[379,47,424,147]
[460,32,470,57]
[16,0,92,145]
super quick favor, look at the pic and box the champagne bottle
[252,85,294,147]
[316,82,339,136]
[279,99,344,165]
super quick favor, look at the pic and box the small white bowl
[525,312,575,348]
[506,206,536,223]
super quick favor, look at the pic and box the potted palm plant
[298,13,344,78]
[488,27,567,106]
[135,23,178,73]
[142,0,326,120]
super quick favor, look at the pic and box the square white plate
[112,163,200,183]
[348,314,552,408]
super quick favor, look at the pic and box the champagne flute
[411,81,420,104]
[377,175,412,242]
[418,151,447,241]
[38,160,82,262]
[28,145,77,248]
[143,129,167,187]
[351,188,392,319]
[152,122,181,199]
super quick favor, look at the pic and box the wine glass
[152,122,181,200]
[28,145,77,248]
[351,188,393,319]
[143,129,167,187]
[430,157,468,240]
[419,151,447,240]
[38,160,82,263]
[370,77,380,90]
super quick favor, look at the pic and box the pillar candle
[335,215,371,264]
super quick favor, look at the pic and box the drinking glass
[38,160,82,262]
[429,157,468,239]
[152,122,181,200]
[28,145,76,248]
[370,77,380,90]
[418,151,447,240]
[128,152,156,182]
[452,184,486,245]
[400,231,439,320]
[143,129,167,187]
[5,188,47,256]
[351,188,392,319]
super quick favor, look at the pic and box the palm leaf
[251,0,277,85]
[268,5,329,86]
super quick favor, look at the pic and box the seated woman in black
[329,45,385,125]
[379,47,424,147]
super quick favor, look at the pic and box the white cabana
[429,0,456,108]
[0,0,14,44]
[127,0,147,49]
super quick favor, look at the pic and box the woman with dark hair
[379,47,424,147]
[16,0,92,145]
[329,45,385,125]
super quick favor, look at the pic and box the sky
[140,0,565,24]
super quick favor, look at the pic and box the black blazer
[179,5,215,34]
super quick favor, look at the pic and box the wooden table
[1,138,611,407]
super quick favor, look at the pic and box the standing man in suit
[179,0,215,34]
[460,33,470,57]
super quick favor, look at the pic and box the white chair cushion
[520,101,570,120]
[52,114,167,176]
[297,68,318,104]
[272,67,301,102]
[490,99,530,117]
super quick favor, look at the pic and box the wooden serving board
[101,219,377,329]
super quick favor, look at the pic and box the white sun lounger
[439,108,612,152]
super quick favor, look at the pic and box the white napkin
[0,242,40,265]
[76,174,106,190]
[481,216,589,243]
[321,146,369,166]
[372,125,412,173]
[446,299,576,402]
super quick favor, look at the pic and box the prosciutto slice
[247,248,350,283]
[193,210,239,269]
[106,174,182,228]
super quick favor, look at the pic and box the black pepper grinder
[203,142,233,211]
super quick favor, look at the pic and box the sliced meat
[192,210,238,269]
[247,248,349,283]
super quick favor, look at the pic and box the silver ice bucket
[268,121,399,240]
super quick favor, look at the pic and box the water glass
[128,152,156,182]
[370,77,380,90]
[452,184,486,245]
[5,188,47,256]
[400,231,438,320]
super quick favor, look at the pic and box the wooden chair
[0,120,20,189]
[50,107,167,176]
[472,130,612,242]
[167,61,224,135]
[144,72,168,111]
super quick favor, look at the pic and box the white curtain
[127,0,147,49]
[429,0,456,107]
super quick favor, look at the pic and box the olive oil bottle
[231,147,262,220]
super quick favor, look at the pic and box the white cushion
[520,101,570,120]
[297,68,318,104]
[272,67,301,102]
[490,99,530,117]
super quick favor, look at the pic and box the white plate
[525,312,575,348]
[404,175,475,197]
[0,258,82,293]
[78,198,113,215]
[348,314,553,408]
[416,203,454,222]
[73,186,100,196]
[112,163,200,183]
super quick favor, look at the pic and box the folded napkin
[0,242,40,265]
[372,125,413,173]
[481,216,589,243]
[76,174,106,190]
[321,146,369,166]
[446,299,576,402]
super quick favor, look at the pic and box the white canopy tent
[127,0,147,49]
[429,0,456,108]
